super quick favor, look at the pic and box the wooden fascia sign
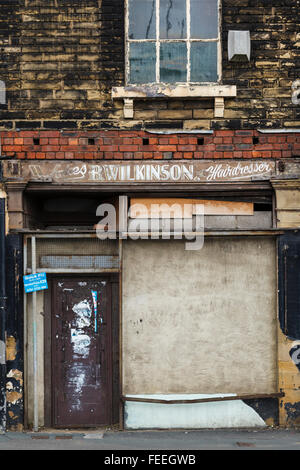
[3,160,276,184]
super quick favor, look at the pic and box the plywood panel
[122,237,277,395]
[130,198,253,217]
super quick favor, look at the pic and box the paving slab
[0,428,299,451]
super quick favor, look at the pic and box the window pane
[160,42,187,83]
[190,0,218,39]
[129,42,156,83]
[160,0,186,39]
[190,42,218,82]
[129,0,156,39]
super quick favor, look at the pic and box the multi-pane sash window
[126,0,220,85]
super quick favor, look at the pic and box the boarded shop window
[127,0,220,84]
[122,238,277,395]
[278,233,300,340]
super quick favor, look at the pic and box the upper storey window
[126,0,220,84]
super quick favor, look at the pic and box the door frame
[44,274,119,428]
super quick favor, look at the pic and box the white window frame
[112,0,237,119]
[125,0,222,85]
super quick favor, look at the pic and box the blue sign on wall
[23,273,48,293]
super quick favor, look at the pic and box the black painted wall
[0,198,6,432]
[278,231,300,341]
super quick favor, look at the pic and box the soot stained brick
[0,1,299,130]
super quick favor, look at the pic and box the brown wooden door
[52,278,112,427]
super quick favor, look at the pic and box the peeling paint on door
[72,299,92,329]
[67,367,87,411]
[52,278,113,427]
[71,329,91,358]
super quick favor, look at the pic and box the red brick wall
[1,130,300,160]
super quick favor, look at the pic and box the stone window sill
[111,84,237,118]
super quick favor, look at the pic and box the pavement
[0,427,300,451]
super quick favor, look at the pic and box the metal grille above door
[24,235,120,274]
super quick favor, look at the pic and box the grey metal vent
[40,255,119,270]
[25,236,119,273]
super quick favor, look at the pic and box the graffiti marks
[289,342,300,372]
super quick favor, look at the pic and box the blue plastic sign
[23,273,48,293]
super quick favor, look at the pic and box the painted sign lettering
[3,160,276,184]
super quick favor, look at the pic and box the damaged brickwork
[1,129,300,160]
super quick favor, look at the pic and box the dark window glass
[190,42,218,82]
[160,0,187,39]
[127,0,219,84]
[129,0,156,39]
[129,42,156,83]
[190,0,218,39]
[160,42,187,83]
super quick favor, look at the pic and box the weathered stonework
[0,0,300,431]
[0,0,299,131]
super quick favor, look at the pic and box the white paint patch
[72,299,91,328]
[69,369,87,411]
[71,329,91,357]
[74,372,85,395]
[124,394,267,429]
[78,282,87,286]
